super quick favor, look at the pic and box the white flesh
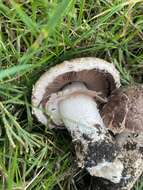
[87,159,123,183]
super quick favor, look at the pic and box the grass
[0,0,143,189]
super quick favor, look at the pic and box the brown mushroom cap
[101,85,143,134]
[32,57,120,126]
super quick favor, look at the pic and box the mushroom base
[89,132,143,190]
[90,150,143,190]
[73,135,122,183]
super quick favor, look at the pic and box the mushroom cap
[32,57,120,126]
[101,85,143,134]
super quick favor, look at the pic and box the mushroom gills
[58,82,123,183]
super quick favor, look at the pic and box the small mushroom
[32,57,123,183]
[101,85,143,190]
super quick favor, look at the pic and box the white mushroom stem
[56,82,123,183]
[59,91,106,141]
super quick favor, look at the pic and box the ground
[0,0,143,189]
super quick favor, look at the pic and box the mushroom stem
[59,86,106,141]
[59,82,123,183]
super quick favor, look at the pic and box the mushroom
[32,57,123,183]
[101,85,143,190]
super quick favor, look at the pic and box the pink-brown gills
[102,85,143,134]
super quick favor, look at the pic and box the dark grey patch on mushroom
[133,133,139,138]
[68,65,74,69]
[139,147,143,154]
[82,133,92,141]
[51,108,56,111]
[117,148,143,189]
[120,165,135,187]
[94,124,103,136]
[84,141,120,168]
[123,142,137,151]
[74,139,84,155]
[72,138,87,164]
[49,120,64,129]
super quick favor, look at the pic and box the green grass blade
[11,1,39,35]
[0,64,32,81]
